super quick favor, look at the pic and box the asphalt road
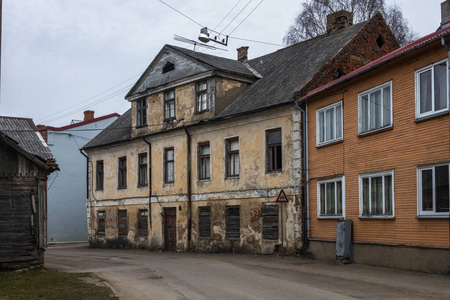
[45,244,450,300]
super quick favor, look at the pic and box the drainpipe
[441,37,450,235]
[184,127,192,250]
[294,101,309,251]
[143,138,152,227]
[79,149,89,200]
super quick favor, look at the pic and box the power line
[159,0,204,28]
[229,36,283,47]
[36,74,140,123]
[38,84,133,124]
[229,0,264,35]
[219,0,253,35]
[214,0,242,31]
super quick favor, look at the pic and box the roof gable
[126,45,258,100]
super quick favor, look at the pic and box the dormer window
[163,62,175,73]
[136,99,147,127]
[196,81,208,113]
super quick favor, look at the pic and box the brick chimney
[84,110,95,121]
[327,10,353,34]
[441,1,450,27]
[237,46,249,63]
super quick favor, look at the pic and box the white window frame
[317,176,345,219]
[358,81,393,135]
[359,170,394,219]
[417,163,450,217]
[415,59,449,119]
[316,101,343,146]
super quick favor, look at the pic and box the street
[45,244,450,300]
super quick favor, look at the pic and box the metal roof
[0,116,55,161]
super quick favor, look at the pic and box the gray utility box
[336,220,354,263]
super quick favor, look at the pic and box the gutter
[184,127,192,250]
[143,138,152,227]
[299,30,450,104]
[294,101,309,251]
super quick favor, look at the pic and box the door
[164,208,176,251]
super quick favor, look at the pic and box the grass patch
[0,268,117,300]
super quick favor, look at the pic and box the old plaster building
[82,11,398,254]
[297,5,450,273]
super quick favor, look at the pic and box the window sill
[225,176,239,180]
[316,139,343,148]
[95,189,104,192]
[198,178,211,182]
[318,216,345,220]
[136,124,147,129]
[118,187,127,190]
[137,184,148,188]
[266,169,282,174]
[415,215,449,219]
[414,110,449,123]
[195,110,209,115]
[358,125,393,138]
[359,215,395,220]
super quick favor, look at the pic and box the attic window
[334,67,345,79]
[376,35,385,48]
[163,62,175,73]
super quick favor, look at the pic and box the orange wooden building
[297,24,450,273]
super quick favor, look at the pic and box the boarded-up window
[118,156,127,189]
[97,211,105,236]
[118,210,128,237]
[96,160,104,190]
[198,206,211,238]
[226,206,240,239]
[138,210,148,236]
[262,205,278,240]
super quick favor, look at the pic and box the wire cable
[159,0,204,28]
[220,0,253,35]
[229,0,264,35]
[36,74,140,123]
[213,0,242,31]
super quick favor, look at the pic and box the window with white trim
[358,81,392,134]
[359,170,394,218]
[317,177,344,218]
[196,81,208,113]
[317,101,342,145]
[415,60,449,118]
[417,163,449,217]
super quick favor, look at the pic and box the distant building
[38,111,119,243]
[0,116,58,270]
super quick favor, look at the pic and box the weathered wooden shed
[0,117,58,270]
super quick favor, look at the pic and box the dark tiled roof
[167,45,257,78]
[0,116,55,161]
[216,21,368,118]
[299,26,450,102]
[82,109,132,149]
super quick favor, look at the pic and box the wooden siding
[307,42,450,247]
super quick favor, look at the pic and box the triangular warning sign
[276,189,289,202]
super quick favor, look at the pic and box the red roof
[299,26,450,102]
[40,113,120,131]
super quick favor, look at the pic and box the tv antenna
[174,35,227,52]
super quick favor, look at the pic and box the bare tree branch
[283,0,417,46]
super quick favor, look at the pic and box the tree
[283,0,418,46]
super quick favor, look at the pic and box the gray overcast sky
[0,0,444,127]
